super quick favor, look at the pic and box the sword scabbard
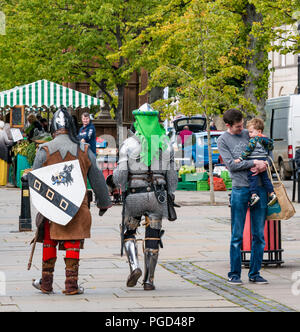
[27,228,39,271]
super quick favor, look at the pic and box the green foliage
[0,0,298,119]
[123,0,256,120]
[122,0,299,119]
[0,0,166,116]
[12,140,36,165]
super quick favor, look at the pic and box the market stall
[177,165,232,192]
[0,79,103,187]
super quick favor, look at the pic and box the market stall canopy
[0,79,103,108]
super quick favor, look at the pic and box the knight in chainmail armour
[31,107,112,295]
[113,104,178,291]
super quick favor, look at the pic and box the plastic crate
[225,179,232,190]
[221,170,231,180]
[16,154,31,188]
[197,180,209,191]
[181,172,208,182]
[177,181,197,191]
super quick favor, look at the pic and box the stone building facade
[64,70,149,138]
[268,25,299,98]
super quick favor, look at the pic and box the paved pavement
[0,181,300,312]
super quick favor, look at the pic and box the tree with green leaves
[0,0,168,146]
[123,0,254,204]
[122,0,299,203]
[216,0,299,117]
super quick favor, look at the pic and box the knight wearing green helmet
[113,103,178,291]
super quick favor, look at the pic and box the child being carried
[234,118,277,207]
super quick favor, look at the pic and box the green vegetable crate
[177,181,197,191]
[197,180,210,191]
[225,179,232,190]
[220,171,232,190]
[177,171,231,191]
[181,172,208,182]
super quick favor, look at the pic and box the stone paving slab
[162,261,296,312]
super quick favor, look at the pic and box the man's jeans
[229,186,267,279]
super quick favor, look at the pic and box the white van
[265,95,300,179]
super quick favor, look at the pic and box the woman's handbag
[266,159,295,220]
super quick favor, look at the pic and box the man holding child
[217,108,272,285]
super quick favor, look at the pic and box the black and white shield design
[28,160,85,226]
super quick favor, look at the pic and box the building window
[279,86,284,96]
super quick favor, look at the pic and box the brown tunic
[42,145,92,241]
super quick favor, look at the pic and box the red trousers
[43,221,80,261]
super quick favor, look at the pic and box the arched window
[279,86,284,96]
[294,86,298,95]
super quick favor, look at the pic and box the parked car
[171,116,207,167]
[173,115,206,134]
[265,95,300,179]
[183,131,225,168]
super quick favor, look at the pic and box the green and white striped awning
[0,79,103,108]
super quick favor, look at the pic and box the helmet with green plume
[132,103,169,167]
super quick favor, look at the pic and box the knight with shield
[28,107,112,295]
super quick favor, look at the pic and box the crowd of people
[0,111,96,187]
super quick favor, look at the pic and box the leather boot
[143,248,159,291]
[124,239,142,287]
[63,258,84,295]
[32,257,56,294]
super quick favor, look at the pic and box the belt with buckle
[129,184,165,194]
[129,186,154,194]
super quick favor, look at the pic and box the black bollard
[19,174,32,232]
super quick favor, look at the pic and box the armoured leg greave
[124,239,140,273]
[143,248,159,291]
[143,225,161,291]
[124,238,142,287]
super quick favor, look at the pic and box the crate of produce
[221,170,231,181]
[208,177,227,191]
[177,181,197,191]
[197,180,210,191]
[181,172,208,182]
[225,179,232,190]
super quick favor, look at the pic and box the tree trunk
[115,84,125,150]
[242,3,268,119]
